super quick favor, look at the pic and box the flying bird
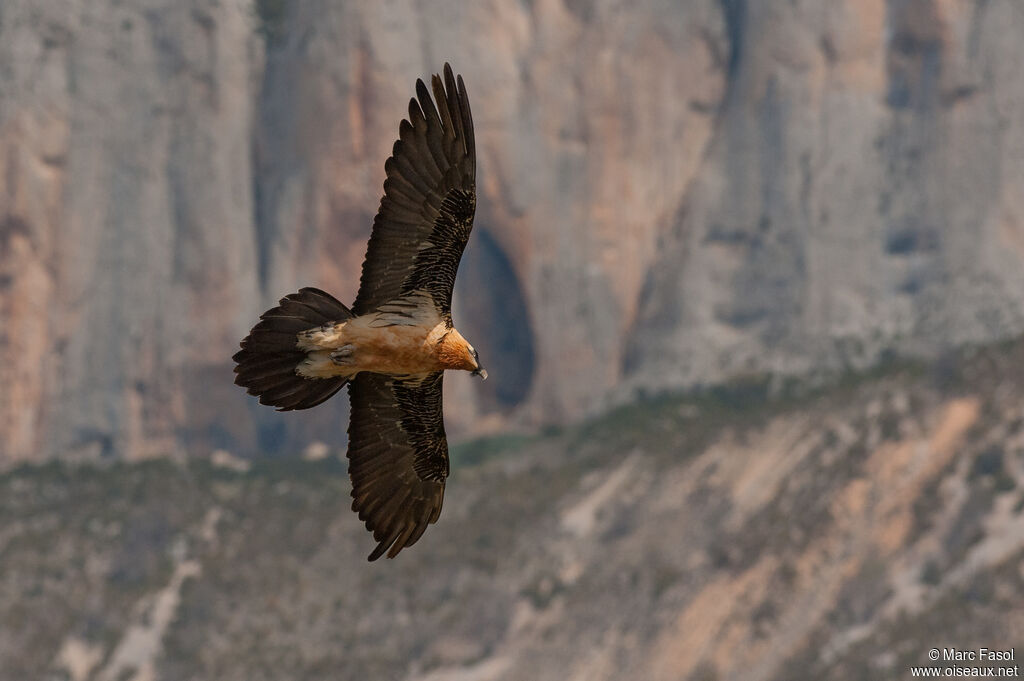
[233,64,483,560]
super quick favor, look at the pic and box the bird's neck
[437,328,475,371]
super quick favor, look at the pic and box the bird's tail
[233,287,353,411]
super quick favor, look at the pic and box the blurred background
[2,0,1024,679]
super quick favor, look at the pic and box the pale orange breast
[296,292,455,378]
[347,321,448,375]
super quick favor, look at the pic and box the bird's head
[439,328,487,379]
[469,346,488,380]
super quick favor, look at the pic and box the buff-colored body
[295,292,478,379]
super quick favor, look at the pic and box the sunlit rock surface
[2,0,1023,463]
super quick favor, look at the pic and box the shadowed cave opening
[455,228,535,410]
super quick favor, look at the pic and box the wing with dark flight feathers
[352,63,476,317]
[346,372,448,560]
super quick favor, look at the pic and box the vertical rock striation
[0,0,263,463]
[2,0,1024,463]
[248,0,728,432]
[626,0,1024,393]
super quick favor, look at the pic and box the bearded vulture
[233,64,484,561]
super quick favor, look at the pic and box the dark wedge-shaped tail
[233,287,353,411]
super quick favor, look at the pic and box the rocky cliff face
[249,0,727,432]
[5,341,1024,680]
[627,0,1024,395]
[2,0,1024,463]
[0,0,265,463]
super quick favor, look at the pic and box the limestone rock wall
[0,0,264,463]
[2,0,1023,462]
[627,0,1024,395]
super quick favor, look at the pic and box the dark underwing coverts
[352,63,476,319]
[347,63,476,560]
[348,372,448,561]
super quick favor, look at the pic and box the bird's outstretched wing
[347,371,448,560]
[352,63,476,318]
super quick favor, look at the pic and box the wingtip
[413,78,427,102]
[443,63,457,93]
[367,536,401,561]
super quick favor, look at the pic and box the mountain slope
[5,339,1024,681]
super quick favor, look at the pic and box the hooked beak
[472,367,488,380]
